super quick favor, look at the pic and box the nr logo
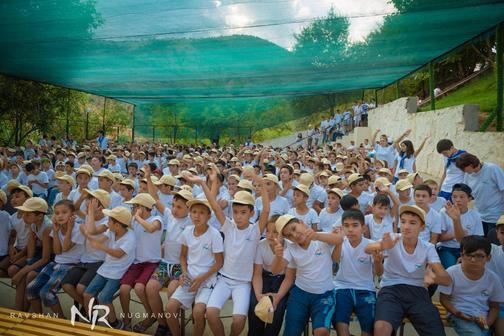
[70,298,112,330]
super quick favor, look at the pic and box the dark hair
[173,194,190,205]
[65,161,74,168]
[148,162,157,171]
[455,153,480,171]
[400,140,415,158]
[127,162,138,169]
[414,184,432,197]
[93,155,106,166]
[340,195,359,211]
[451,183,473,199]
[54,199,76,212]
[460,235,491,256]
[436,139,454,153]
[232,203,254,212]
[362,169,374,182]
[280,165,293,175]
[110,217,129,229]
[373,194,391,207]
[268,214,280,223]
[11,188,30,198]
[25,162,35,172]
[342,209,365,225]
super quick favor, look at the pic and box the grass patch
[419,70,497,113]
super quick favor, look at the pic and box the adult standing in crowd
[96,130,109,152]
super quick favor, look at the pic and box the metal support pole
[496,23,503,131]
[395,81,400,99]
[116,126,120,141]
[429,62,436,111]
[85,110,90,140]
[102,97,107,131]
[65,90,70,137]
[152,126,155,142]
[374,89,378,107]
[131,105,136,143]
[195,127,198,144]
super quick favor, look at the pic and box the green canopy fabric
[1,0,504,128]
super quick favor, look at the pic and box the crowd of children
[0,129,503,336]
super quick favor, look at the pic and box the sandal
[132,319,155,333]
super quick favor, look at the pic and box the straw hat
[56,174,75,186]
[237,179,254,191]
[232,191,255,206]
[396,179,413,191]
[125,193,156,209]
[119,179,135,189]
[299,173,314,187]
[347,173,364,185]
[84,188,111,208]
[186,199,212,212]
[292,184,310,197]
[173,189,194,203]
[155,175,177,187]
[97,170,115,182]
[275,214,296,237]
[400,205,426,224]
[0,190,7,205]
[15,197,48,213]
[327,188,344,199]
[103,207,132,227]
[254,296,274,324]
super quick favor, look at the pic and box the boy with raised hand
[439,235,504,336]
[271,214,344,336]
[365,205,452,336]
[487,215,504,335]
[333,209,383,336]
[185,164,270,336]
[144,164,193,336]
[437,183,484,268]
[81,207,136,330]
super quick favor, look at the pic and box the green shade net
[1,0,504,131]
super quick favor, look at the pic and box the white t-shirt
[158,192,173,210]
[10,212,29,250]
[318,207,343,232]
[279,181,295,208]
[110,190,122,209]
[441,157,466,193]
[463,162,504,222]
[163,209,192,264]
[0,210,12,256]
[418,208,442,242]
[394,154,415,176]
[220,218,260,282]
[288,208,319,228]
[54,192,71,205]
[97,230,136,279]
[439,264,504,318]
[254,239,278,274]
[365,214,394,241]
[334,237,376,292]
[374,144,396,168]
[358,192,374,214]
[381,236,440,288]
[27,171,49,195]
[283,239,335,294]
[180,225,224,279]
[307,185,327,208]
[438,208,484,248]
[430,197,447,213]
[487,244,504,288]
[51,224,85,264]
[132,215,163,263]
[255,195,289,219]
[81,216,108,263]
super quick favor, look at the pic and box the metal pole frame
[131,105,136,143]
[102,97,107,132]
[429,62,436,111]
[496,22,503,131]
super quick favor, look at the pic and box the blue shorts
[84,274,120,304]
[333,289,376,333]
[26,256,45,273]
[283,285,335,335]
[26,262,73,306]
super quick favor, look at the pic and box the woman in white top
[371,129,397,168]
[392,130,429,179]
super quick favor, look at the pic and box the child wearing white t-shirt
[271,214,344,335]
[0,190,13,277]
[440,235,504,335]
[192,167,270,336]
[248,215,295,336]
[365,205,451,336]
[165,198,223,336]
[413,184,442,243]
[424,179,447,212]
[318,188,344,232]
[487,216,504,335]
[365,192,398,241]
[120,193,163,332]
[437,183,484,268]
[333,210,383,336]
[145,167,193,336]
[26,200,84,318]
[288,184,319,230]
[81,207,136,330]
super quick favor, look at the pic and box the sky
[96,0,397,50]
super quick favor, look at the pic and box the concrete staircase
[261,126,372,148]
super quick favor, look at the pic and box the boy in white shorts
[165,197,224,336]
[186,165,270,336]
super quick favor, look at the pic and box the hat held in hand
[255,296,274,324]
